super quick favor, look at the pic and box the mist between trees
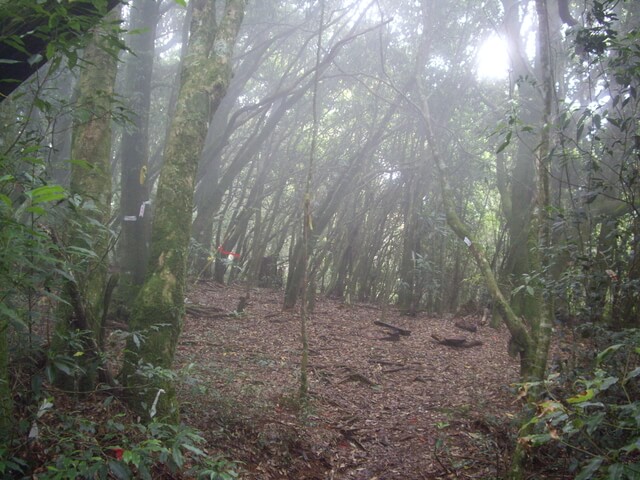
[1,0,639,479]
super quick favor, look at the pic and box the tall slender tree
[121,0,247,421]
[118,0,161,296]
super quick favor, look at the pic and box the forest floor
[175,282,524,479]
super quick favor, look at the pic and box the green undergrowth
[519,326,640,479]
[0,390,239,480]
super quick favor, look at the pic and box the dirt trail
[176,283,520,479]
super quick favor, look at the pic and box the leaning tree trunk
[284,90,403,309]
[121,0,247,422]
[52,11,119,393]
[413,0,554,383]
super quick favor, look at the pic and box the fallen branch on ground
[431,334,483,348]
[373,320,411,336]
[185,304,226,316]
[454,318,478,333]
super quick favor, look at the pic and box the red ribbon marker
[217,245,241,258]
[110,447,124,460]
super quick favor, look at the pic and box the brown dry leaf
[175,283,522,479]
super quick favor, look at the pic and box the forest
[0,0,639,478]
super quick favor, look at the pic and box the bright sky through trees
[476,34,510,81]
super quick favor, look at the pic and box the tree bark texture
[121,0,247,421]
[0,316,10,439]
[53,12,119,392]
[118,0,160,292]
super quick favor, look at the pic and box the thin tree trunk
[0,316,10,439]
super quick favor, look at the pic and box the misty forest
[1,0,639,478]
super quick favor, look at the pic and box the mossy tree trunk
[508,2,556,476]
[52,12,119,393]
[415,0,555,383]
[121,0,247,422]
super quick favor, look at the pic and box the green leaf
[606,463,624,480]
[173,0,187,6]
[522,433,552,446]
[0,303,26,329]
[596,344,623,366]
[25,206,46,216]
[621,438,640,453]
[68,50,78,69]
[108,460,131,480]
[46,42,56,60]
[66,246,98,258]
[596,375,618,392]
[568,389,595,404]
[138,463,152,480]
[624,367,640,384]
[182,443,205,456]
[0,193,12,208]
[171,446,184,469]
[496,131,512,154]
[53,359,73,376]
[69,158,95,170]
[127,28,150,36]
[584,411,606,435]
[27,53,44,66]
[28,185,66,204]
[575,456,604,480]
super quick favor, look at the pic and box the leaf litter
[175,282,522,479]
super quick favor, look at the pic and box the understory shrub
[0,393,238,479]
[520,327,640,479]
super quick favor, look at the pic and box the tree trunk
[397,163,422,315]
[499,0,541,321]
[0,316,10,440]
[121,0,247,422]
[284,89,404,309]
[616,219,640,326]
[508,0,555,476]
[118,0,159,297]
[52,11,119,392]
[414,0,548,381]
